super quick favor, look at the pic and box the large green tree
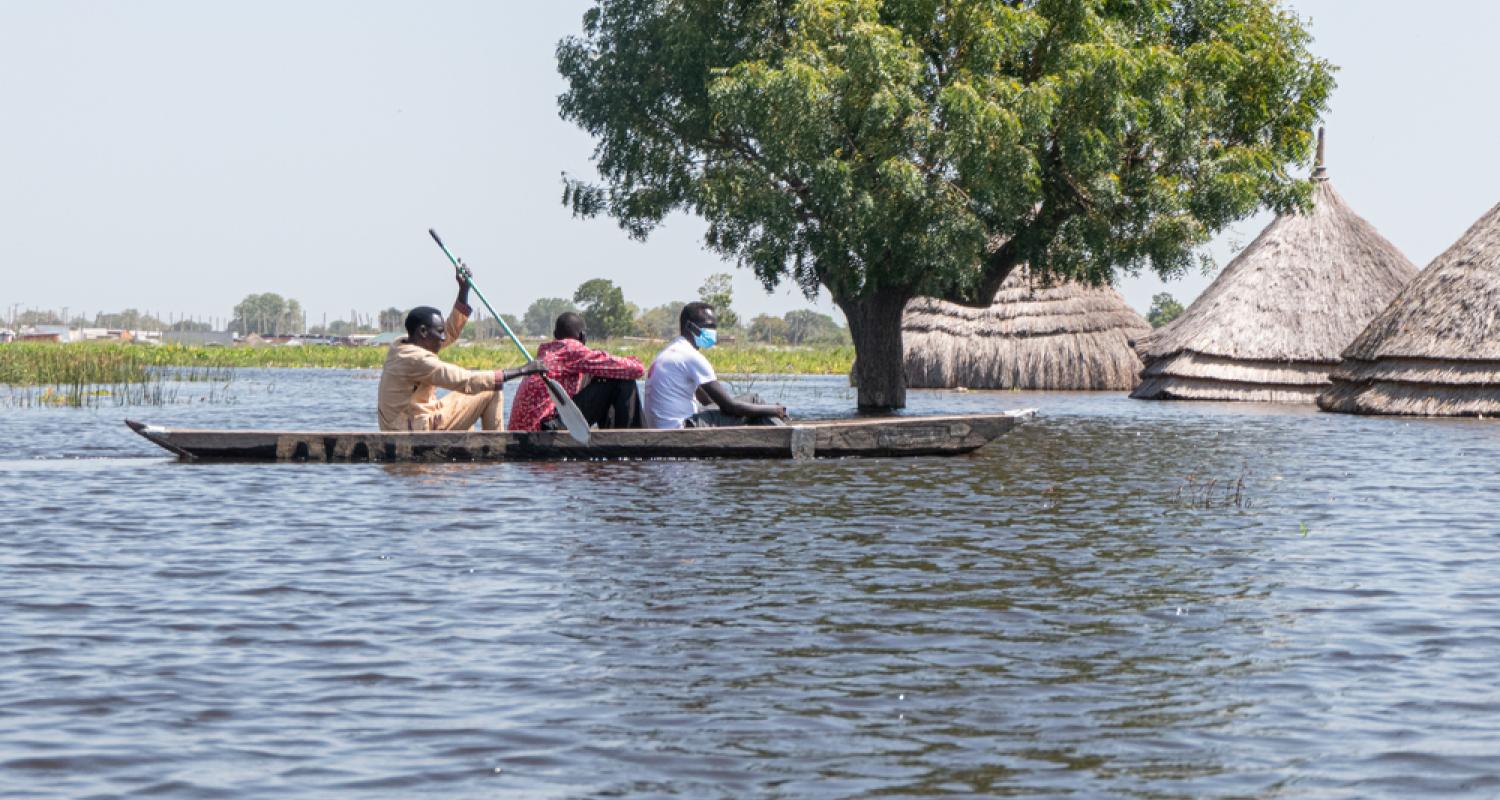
[558,0,1333,408]
[522,297,579,336]
[635,301,688,338]
[15,309,63,327]
[230,293,304,336]
[784,309,850,345]
[697,273,740,330]
[378,307,406,332]
[93,309,166,330]
[573,278,634,339]
[1147,291,1185,328]
[748,313,791,343]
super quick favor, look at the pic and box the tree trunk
[839,288,912,411]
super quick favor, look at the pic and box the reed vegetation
[0,340,855,377]
[0,340,853,408]
[0,343,235,408]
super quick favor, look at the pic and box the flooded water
[3,369,1500,798]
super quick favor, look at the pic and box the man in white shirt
[644,302,789,429]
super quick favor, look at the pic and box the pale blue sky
[2,1,1498,326]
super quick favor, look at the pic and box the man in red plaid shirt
[508,312,646,431]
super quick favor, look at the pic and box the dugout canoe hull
[124,412,1031,463]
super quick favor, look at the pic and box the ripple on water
[4,374,1500,796]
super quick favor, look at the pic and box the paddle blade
[428,228,446,248]
[544,376,591,445]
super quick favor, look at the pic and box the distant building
[0,329,13,344]
[27,325,74,343]
[78,328,124,342]
[164,330,234,347]
[69,327,163,344]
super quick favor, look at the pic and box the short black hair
[405,306,443,337]
[554,311,586,341]
[680,302,714,335]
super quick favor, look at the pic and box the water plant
[0,344,235,408]
[0,340,853,408]
[1173,471,1253,509]
[0,341,854,377]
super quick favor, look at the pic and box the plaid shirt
[507,338,645,431]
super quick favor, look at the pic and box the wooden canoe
[124,412,1031,463]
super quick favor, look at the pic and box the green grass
[0,343,237,408]
[1,340,854,377]
[0,340,853,407]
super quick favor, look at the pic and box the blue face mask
[691,324,717,350]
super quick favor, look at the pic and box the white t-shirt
[644,336,717,429]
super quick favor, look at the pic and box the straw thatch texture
[1319,201,1500,416]
[1133,176,1418,403]
[903,267,1151,390]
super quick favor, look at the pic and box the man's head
[679,302,717,350]
[404,306,447,353]
[679,302,715,337]
[554,311,587,344]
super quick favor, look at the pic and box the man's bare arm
[700,380,786,420]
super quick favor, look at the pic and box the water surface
[2,370,1499,798]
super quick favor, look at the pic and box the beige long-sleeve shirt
[376,301,502,431]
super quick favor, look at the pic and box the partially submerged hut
[1319,201,1500,416]
[1132,131,1418,402]
[903,266,1151,390]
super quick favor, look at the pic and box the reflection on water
[2,370,1500,797]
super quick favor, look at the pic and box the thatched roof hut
[1319,201,1500,416]
[1132,131,1418,403]
[903,266,1152,390]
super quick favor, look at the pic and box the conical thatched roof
[1319,201,1500,416]
[903,266,1151,390]
[1132,132,1418,403]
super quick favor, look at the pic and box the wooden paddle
[428,228,591,445]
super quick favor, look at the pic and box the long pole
[427,229,592,444]
[428,231,531,358]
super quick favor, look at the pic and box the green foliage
[1,343,156,385]
[697,273,739,330]
[0,342,856,388]
[522,297,578,336]
[378,307,405,332]
[783,309,850,345]
[15,310,63,327]
[747,309,849,345]
[231,293,305,336]
[459,313,523,340]
[0,343,234,408]
[573,278,633,339]
[559,0,1333,405]
[1147,292,1185,328]
[169,319,211,333]
[635,301,687,338]
[748,313,789,343]
[93,309,166,330]
[560,0,1333,297]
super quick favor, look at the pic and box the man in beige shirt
[377,268,540,431]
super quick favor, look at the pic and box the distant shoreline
[0,341,855,388]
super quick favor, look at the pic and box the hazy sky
[3,1,1498,327]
